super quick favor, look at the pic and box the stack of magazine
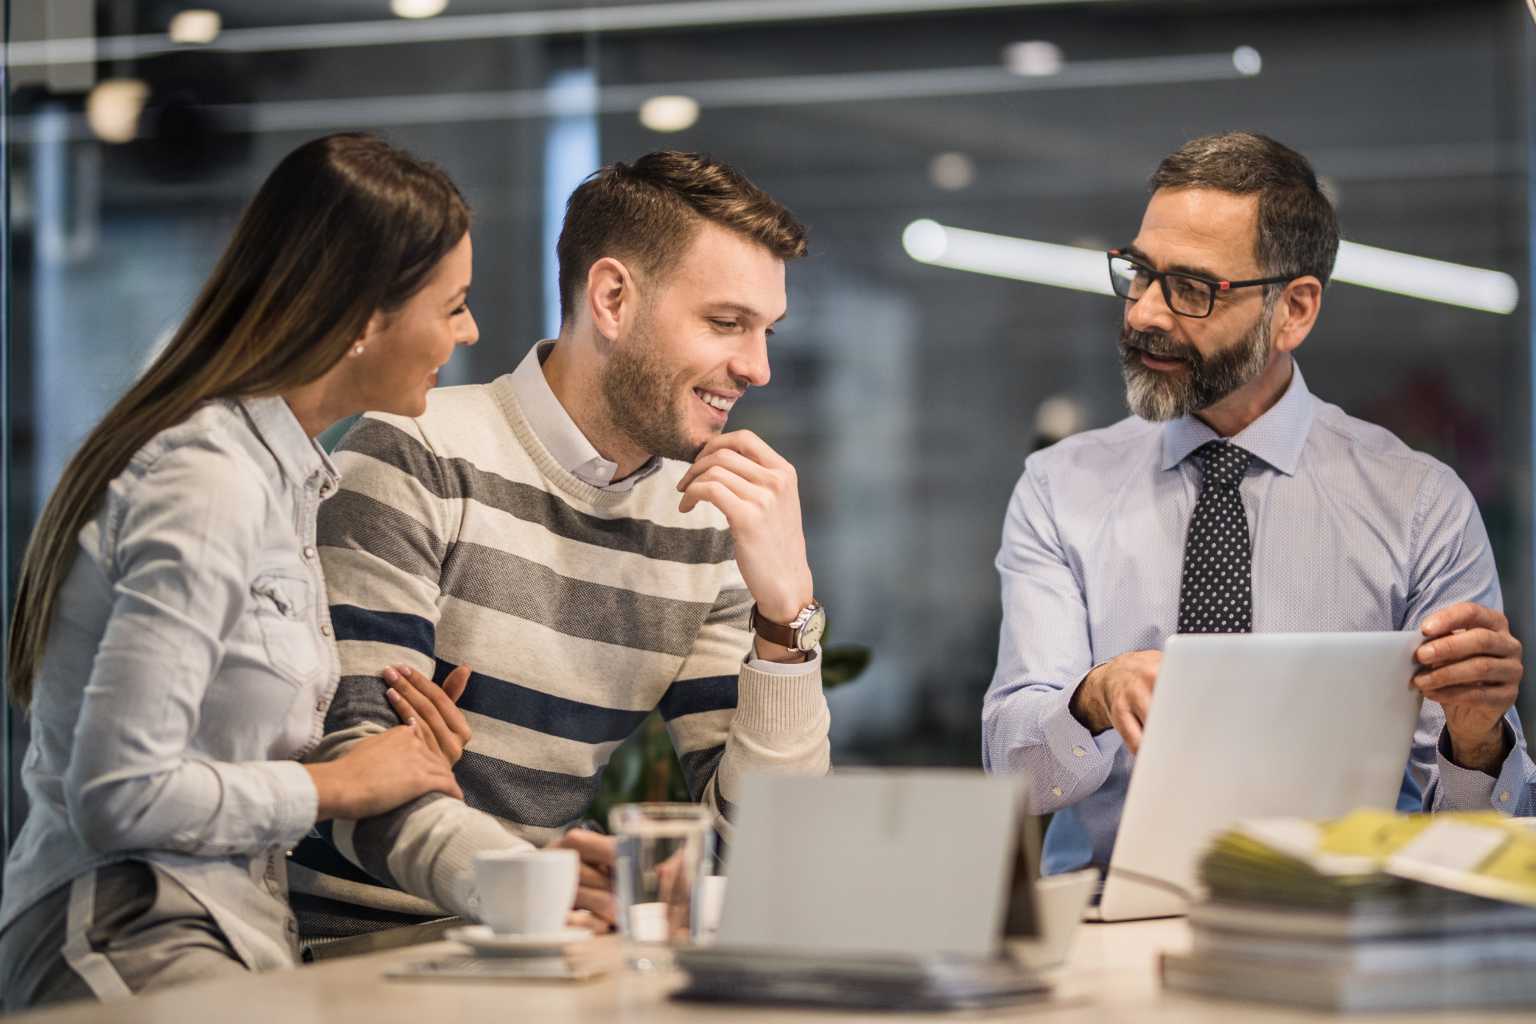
[1161,810,1536,1012]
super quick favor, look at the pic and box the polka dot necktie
[1177,441,1253,634]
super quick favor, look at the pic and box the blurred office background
[2,0,1533,858]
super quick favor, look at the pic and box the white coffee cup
[472,848,578,935]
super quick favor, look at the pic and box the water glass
[609,802,714,969]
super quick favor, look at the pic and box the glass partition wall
[2,0,1534,866]
[3,0,16,862]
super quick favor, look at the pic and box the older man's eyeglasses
[1107,250,1293,319]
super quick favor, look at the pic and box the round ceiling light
[391,0,449,19]
[86,79,150,143]
[639,95,700,133]
[1003,41,1063,77]
[929,152,975,191]
[168,10,222,45]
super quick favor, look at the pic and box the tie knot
[1196,441,1250,490]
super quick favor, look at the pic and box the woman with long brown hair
[0,132,479,1008]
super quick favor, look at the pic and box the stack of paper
[1161,810,1536,1012]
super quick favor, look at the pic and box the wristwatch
[749,600,827,653]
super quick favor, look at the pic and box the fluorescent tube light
[1332,241,1519,316]
[7,0,1119,68]
[902,220,1520,315]
[902,220,1113,295]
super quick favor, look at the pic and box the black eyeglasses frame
[1107,249,1296,319]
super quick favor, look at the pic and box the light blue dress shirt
[982,363,1536,875]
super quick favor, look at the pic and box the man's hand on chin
[677,430,814,664]
[1415,602,1523,774]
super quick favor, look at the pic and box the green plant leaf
[822,644,872,689]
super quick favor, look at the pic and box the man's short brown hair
[1150,131,1340,289]
[556,151,808,325]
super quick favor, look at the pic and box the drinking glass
[609,802,714,970]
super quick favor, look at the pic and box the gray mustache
[1121,331,1192,362]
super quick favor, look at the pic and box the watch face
[799,607,827,650]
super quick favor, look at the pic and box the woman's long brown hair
[7,132,469,707]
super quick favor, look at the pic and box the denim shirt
[0,396,342,972]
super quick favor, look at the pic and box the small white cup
[692,875,727,943]
[473,848,578,935]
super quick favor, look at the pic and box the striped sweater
[294,370,831,927]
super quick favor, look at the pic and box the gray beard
[1120,301,1274,422]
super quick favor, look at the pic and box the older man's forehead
[1133,188,1262,277]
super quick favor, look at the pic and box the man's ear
[1272,275,1323,355]
[586,257,634,342]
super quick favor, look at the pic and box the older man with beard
[288,152,831,938]
[982,131,1534,878]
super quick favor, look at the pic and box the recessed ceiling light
[928,152,975,191]
[86,79,150,143]
[1003,40,1063,77]
[391,0,449,19]
[1035,395,1086,440]
[638,95,700,132]
[168,10,221,45]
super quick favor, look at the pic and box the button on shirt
[0,396,342,971]
[982,365,1536,875]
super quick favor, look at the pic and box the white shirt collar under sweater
[509,340,662,492]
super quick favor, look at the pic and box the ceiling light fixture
[928,152,976,191]
[902,219,1112,294]
[85,79,150,143]
[391,0,449,20]
[1003,40,1063,76]
[903,220,1519,315]
[1332,240,1519,315]
[638,94,700,132]
[168,9,222,45]
[9,0,1121,68]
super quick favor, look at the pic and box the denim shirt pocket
[248,573,318,686]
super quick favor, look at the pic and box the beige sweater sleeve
[661,567,832,845]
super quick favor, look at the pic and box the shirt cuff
[745,646,821,677]
[1042,669,1123,781]
[264,759,321,848]
[1433,719,1521,811]
[733,654,826,737]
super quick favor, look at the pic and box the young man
[292,152,831,935]
[983,132,1534,877]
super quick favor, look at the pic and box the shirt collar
[509,340,663,492]
[236,396,340,494]
[1159,361,1316,476]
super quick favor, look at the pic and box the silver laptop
[1088,631,1424,923]
[675,771,1054,1010]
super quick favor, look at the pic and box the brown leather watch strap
[748,603,800,649]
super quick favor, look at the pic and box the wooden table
[14,920,1532,1023]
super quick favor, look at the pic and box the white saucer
[445,925,593,957]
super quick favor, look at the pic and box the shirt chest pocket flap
[248,572,318,685]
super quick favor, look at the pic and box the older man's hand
[1415,602,1522,774]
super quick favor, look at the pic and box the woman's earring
[352,344,366,357]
